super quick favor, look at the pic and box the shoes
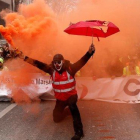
[71,133,84,140]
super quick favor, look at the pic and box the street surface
[0,100,140,140]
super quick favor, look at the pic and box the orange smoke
[1,0,140,67]
[0,0,140,105]
[0,0,59,105]
[0,25,14,46]
[0,0,58,62]
[61,0,140,77]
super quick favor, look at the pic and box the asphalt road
[0,100,140,140]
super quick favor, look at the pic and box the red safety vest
[52,70,77,101]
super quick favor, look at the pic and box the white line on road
[0,104,17,119]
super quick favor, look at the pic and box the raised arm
[70,44,95,74]
[18,52,53,75]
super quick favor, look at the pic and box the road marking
[0,104,17,119]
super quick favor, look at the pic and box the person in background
[0,57,8,71]
[0,47,4,58]
[135,61,140,75]
[2,43,12,60]
[0,57,4,70]
[123,60,140,76]
[17,44,95,140]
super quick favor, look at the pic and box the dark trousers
[53,94,83,134]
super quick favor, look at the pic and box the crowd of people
[78,52,140,78]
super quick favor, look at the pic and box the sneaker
[71,133,84,140]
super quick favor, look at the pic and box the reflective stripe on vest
[54,86,75,93]
[53,79,75,85]
[52,70,75,93]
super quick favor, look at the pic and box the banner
[76,76,140,103]
[0,72,54,101]
[1,72,140,103]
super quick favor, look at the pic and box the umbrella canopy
[64,20,120,42]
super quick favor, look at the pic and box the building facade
[0,0,31,42]
[0,0,11,40]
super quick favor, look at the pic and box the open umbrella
[64,20,120,43]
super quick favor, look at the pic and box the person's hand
[18,51,25,59]
[13,49,25,59]
[88,43,95,54]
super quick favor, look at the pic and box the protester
[0,57,4,70]
[18,44,95,140]
[0,57,8,71]
[2,43,12,60]
[0,47,4,58]
[123,60,140,76]
[134,60,140,75]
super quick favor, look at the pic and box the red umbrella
[64,20,120,43]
